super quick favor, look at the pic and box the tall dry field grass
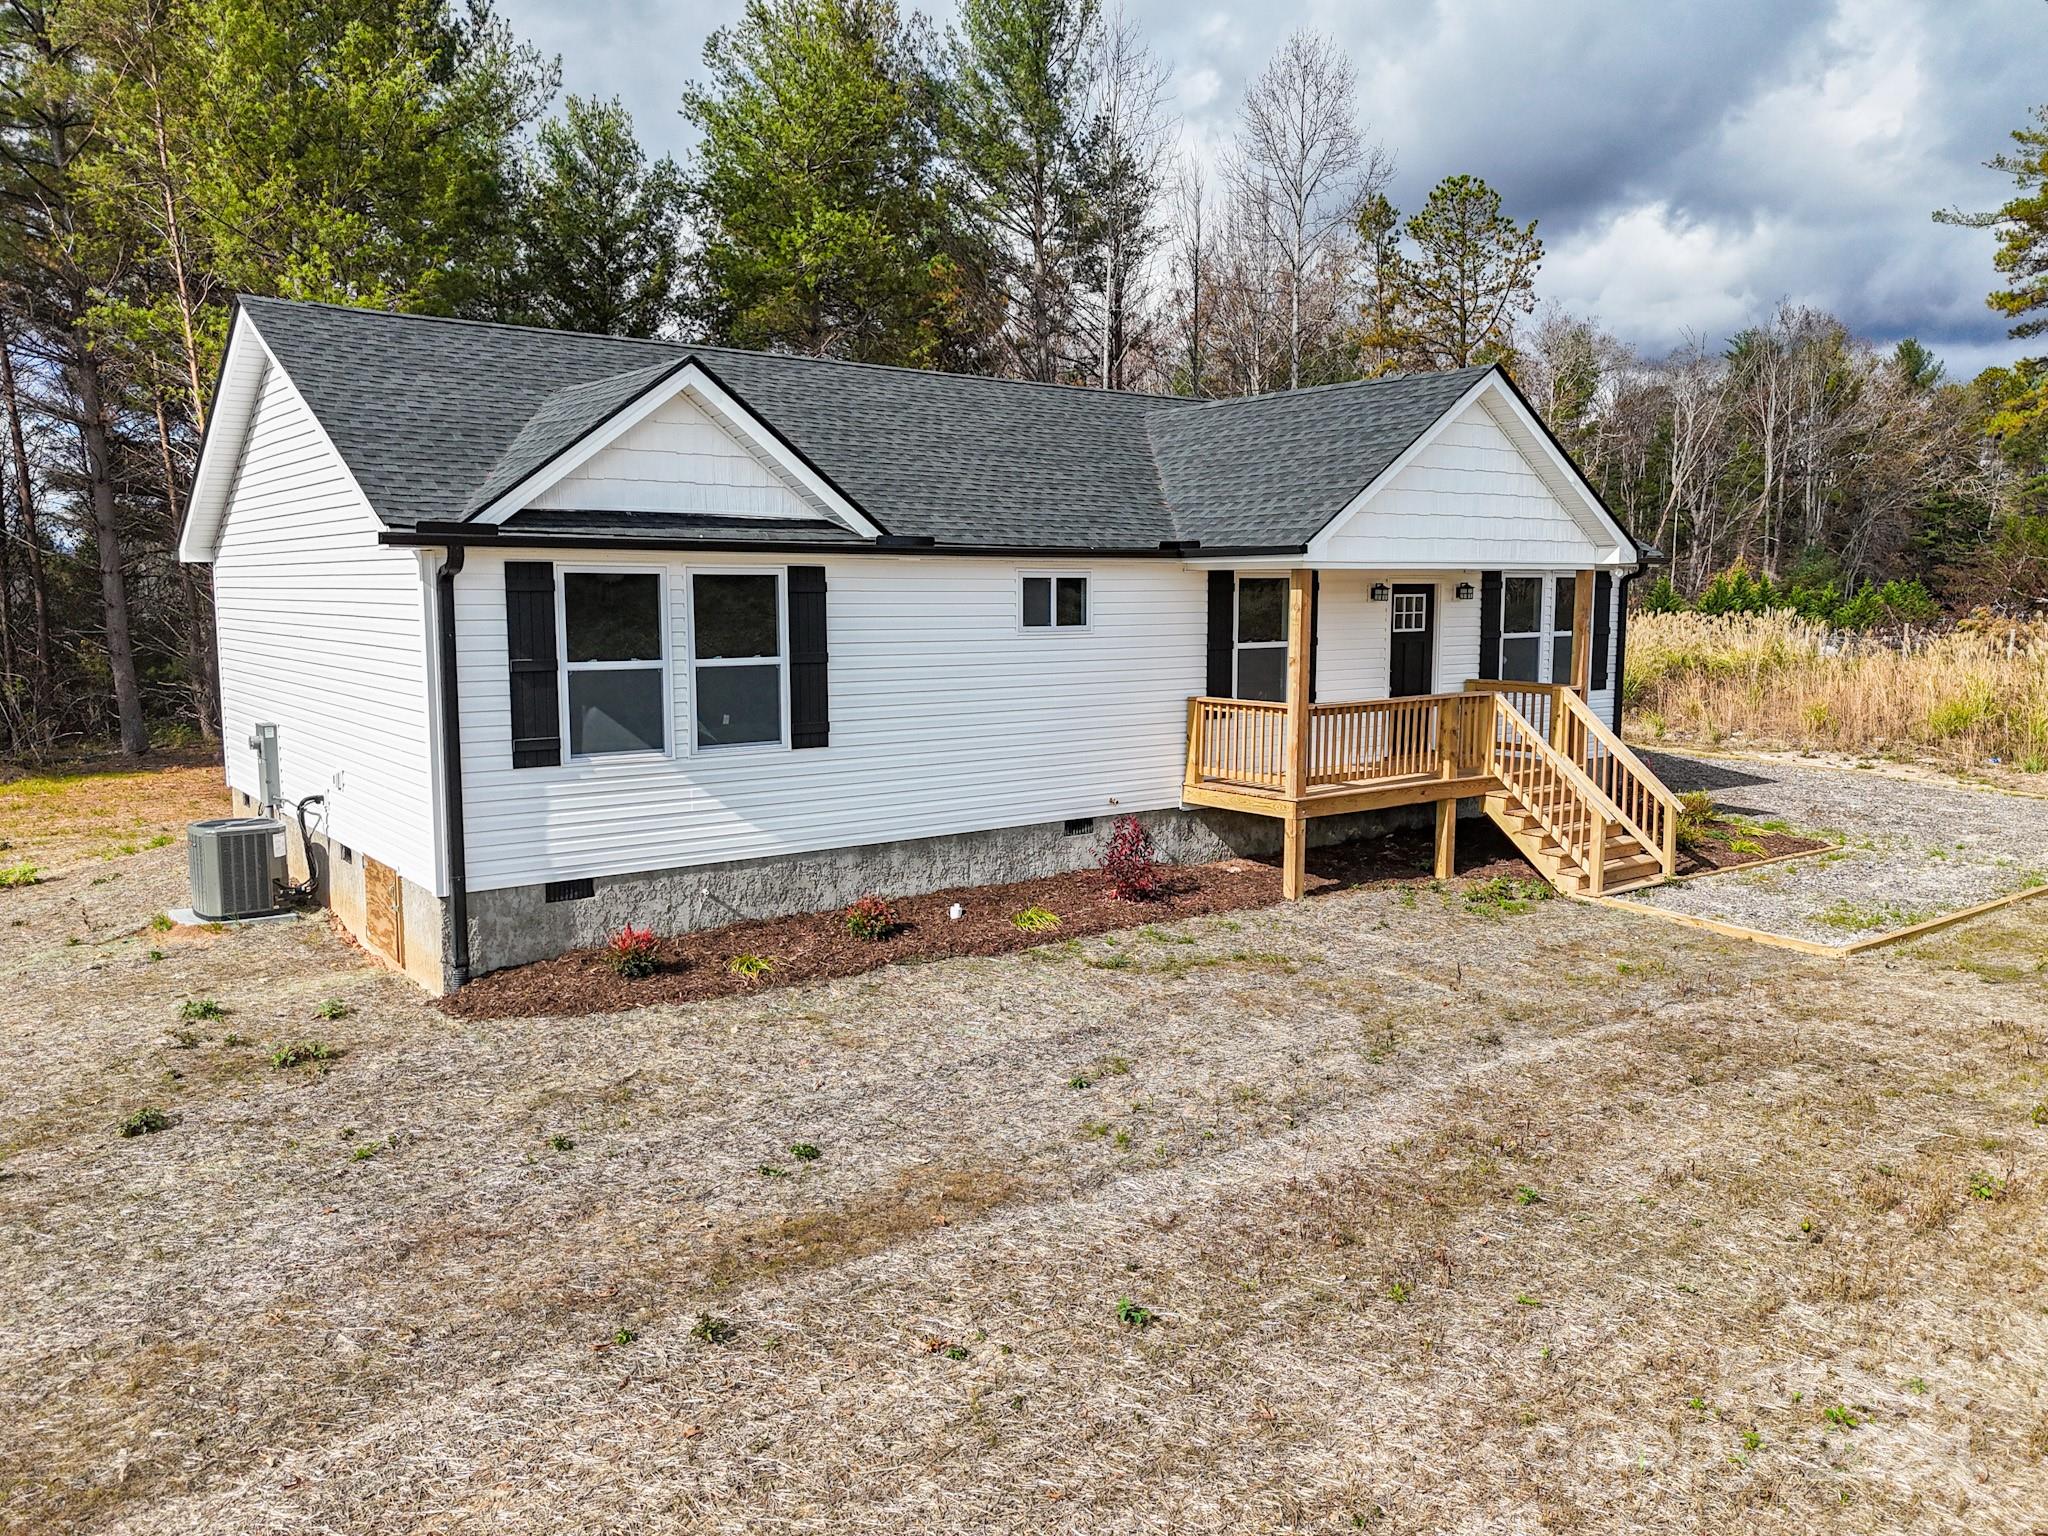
[1625,610,2048,772]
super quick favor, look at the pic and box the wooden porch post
[1282,568,1313,900]
[1570,569,1595,695]
[1434,797,1457,879]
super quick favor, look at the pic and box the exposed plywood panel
[364,855,405,967]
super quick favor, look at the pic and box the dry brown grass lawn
[0,751,225,878]
[3,768,2047,1534]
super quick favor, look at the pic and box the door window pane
[695,663,782,747]
[568,668,665,755]
[1055,576,1088,627]
[1022,576,1052,627]
[564,572,661,662]
[1237,578,1287,643]
[1552,633,1575,685]
[1552,575,1577,634]
[692,574,780,658]
[1501,636,1542,682]
[1502,576,1541,634]
[1237,646,1287,701]
[1392,591,1427,632]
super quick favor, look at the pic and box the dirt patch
[445,824,1532,1020]
[0,749,224,876]
[1674,817,1830,877]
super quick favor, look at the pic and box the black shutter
[788,565,829,748]
[1477,571,1502,681]
[1308,572,1320,702]
[1591,571,1613,690]
[505,561,560,768]
[1205,571,1233,696]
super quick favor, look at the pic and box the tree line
[0,0,2042,759]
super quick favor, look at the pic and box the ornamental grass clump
[1099,814,1162,901]
[604,923,660,980]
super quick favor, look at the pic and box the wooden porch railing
[1550,687,1680,875]
[1484,695,1618,893]
[1186,692,1492,793]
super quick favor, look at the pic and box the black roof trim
[381,528,1304,560]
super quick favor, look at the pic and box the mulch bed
[443,824,1530,1020]
[1674,819,1831,878]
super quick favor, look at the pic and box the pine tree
[683,0,978,365]
[517,96,686,337]
[1392,173,1542,371]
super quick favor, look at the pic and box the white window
[1234,576,1289,701]
[1498,573,1577,684]
[1392,591,1428,633]
[691,570,786,749]
[560,569,668,759]
[1021,572,1089,630]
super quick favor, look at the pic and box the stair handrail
[1486,695,1638,886]
[1553,688,1681,875]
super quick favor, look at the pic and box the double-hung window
[1234,576,1289,701]
[562,570,667,758]
[692,571,785,749]
[1497,573,1577,684]
[1021,573,1088,629]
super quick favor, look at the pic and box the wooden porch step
[1483,792,1668,896]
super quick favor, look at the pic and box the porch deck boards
[1183,770,1499,820]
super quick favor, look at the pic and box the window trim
[1017,570,1092,634]
[556,564,673,765]
[1232,573,1290,701]
[686,564,790,755]
[1495,572,1578,687]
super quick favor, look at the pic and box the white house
[181,297,1677,992]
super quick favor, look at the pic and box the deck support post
[1281,568,1313,899]
[1283,811,1307,901]
[1434,797,1457,880]
[1570,569,1595,696]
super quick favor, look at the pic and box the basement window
[544,878,594,904]
[1063,817,1095,837]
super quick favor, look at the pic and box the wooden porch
[1180,569,1680,901]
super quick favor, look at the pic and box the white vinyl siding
[453,552,1206,893]
[1314,398,1602,569]
[1310,571,1482,701]
[209,363,439,889]
[528,390,818,519]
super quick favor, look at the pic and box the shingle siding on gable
[527,391,818,519]
[1313,400,1601,569]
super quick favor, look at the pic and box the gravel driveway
[1619,749,2048,947]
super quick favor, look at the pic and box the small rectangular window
[1234,576,1289,701]
[545,878,594,903]
[562,570,666,758]
[1391,592,1428,633]
[1062,817,1094,836]
[692,571,785,749]
[1021,573,1089,629]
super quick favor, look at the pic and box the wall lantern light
[1455,581,1476,600]
[1369,582,1391,602]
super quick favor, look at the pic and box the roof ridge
[236,294,1211,406]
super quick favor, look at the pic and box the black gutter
[383,527,1303,560]
[433,546,470,988]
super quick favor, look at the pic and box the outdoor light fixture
[1369,582,1391,602]
[1455,581,1476,600]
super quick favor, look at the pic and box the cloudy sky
[498,0,2044,377]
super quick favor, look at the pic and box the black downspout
[435,548,471,987]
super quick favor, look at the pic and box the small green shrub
[1513,1185,1541,1206]
[271,1039,339,1069]
[178,998,226,1022]
[691,1313,735,1344]
[728,953,775,981]
[1968,1170,2006,1201]
[788,1142,821,1161]
[1675,790,1718,853]
[117,1106,171,1137]
[613,1327,637,1346]
[1115,1297,1156,1329]
[605,923,661,980]
[1012,905,1061,933]
[0,863,41,889]
[548,1132,575,1152]
[1822,1404,1861,1429]
[148,912,173,932]
[1385,1280,1412,1304]
[314,997,353,1021]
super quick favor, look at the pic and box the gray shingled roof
[240,296,1498,552]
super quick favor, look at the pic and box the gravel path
[1618,749,2048,946]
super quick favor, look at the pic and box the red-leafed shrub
[604,923,661,979]
[1099,814,1162,901]
[843,894,900,941]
